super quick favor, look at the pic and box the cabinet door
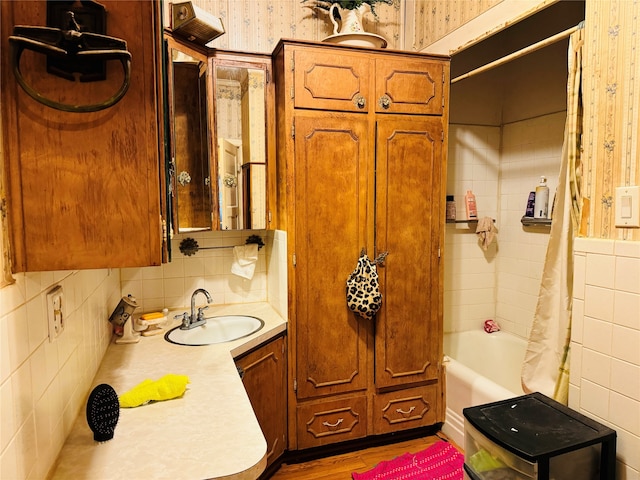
[374,116,444,390]
[1,1,162,271]
[236,336,287,470]
[293,111,373,400]
[293,48,371,113]
[374,58,445,115]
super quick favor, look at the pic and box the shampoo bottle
[465,190,478,220]
[534,176,549,218]
[446,195,456,220]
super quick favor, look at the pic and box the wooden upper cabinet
[374,58,445,115]
[291,45,445,116]
[293,48,371,113]
[1,1,163,272]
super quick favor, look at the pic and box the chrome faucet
[177,288,213,330]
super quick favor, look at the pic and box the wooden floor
[270,433,461,479]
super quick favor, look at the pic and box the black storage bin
[463,392,616,480]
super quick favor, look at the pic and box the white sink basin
[165,315,265,346]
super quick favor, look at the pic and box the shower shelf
[521,216,552,227]
[446,219,495,224]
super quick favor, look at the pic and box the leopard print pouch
[346,250,388,319]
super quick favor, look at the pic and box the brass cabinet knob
[378,95,391,109]
[353,94,366,109]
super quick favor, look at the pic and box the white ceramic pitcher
[329,3,367,35]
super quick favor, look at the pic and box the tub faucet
[179,288,213,330]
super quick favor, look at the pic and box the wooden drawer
[293,47,371,113]
[373,385,438,435]
[296,396,367,449]
[374,58,445,115]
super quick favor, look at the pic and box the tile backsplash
[120,230,287,317]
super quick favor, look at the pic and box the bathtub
[441,330,527,447]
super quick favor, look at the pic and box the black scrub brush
[86,384,120,442]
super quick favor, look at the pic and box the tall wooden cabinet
[273,39,450,450]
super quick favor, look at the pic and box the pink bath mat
[352,440,463,480]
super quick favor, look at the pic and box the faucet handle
[196,306,209,321]
[175,312,190,329]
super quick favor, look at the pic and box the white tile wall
[571,238,640,478]
[120,230,284,313]
[445,124,500,333]
[445,112,564,338]
[496,113,565,338]
[0,269,120,480]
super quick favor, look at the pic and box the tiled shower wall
[445,111,564,338]
[0,269,120,479]
[496,112,565,338]
[445,124,500,333]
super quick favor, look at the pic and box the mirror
[214,62,267,230]
[167,42,213,233]
[166,34,270,233]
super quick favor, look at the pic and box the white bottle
[534,176,549,219]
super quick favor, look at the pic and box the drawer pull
[396,406,415,417]
[353,95,366,109]
[378,95,391,109]
[322,418,344,430]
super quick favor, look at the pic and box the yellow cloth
[468,449,506,472]
[119,374,190,408]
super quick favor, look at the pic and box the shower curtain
[521,25,584,404]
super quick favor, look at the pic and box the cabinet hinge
[441,130,444,142]
[442,70,446,109]
[292,253,297,266]
[293,378,297,392]
[268,210,273,223]
[291,55,295,71]
[438,247,441,258]
[266,69,271,84]
[290,85,294,100]
[291,122,295,139]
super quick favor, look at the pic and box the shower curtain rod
[451,25,581,85]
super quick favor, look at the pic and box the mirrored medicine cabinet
[165,33,273,233]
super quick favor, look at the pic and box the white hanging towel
[475,216,497,250]
[231,244,259,280]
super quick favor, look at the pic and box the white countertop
[50,302,287,480]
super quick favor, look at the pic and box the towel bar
[179,235,264,256]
